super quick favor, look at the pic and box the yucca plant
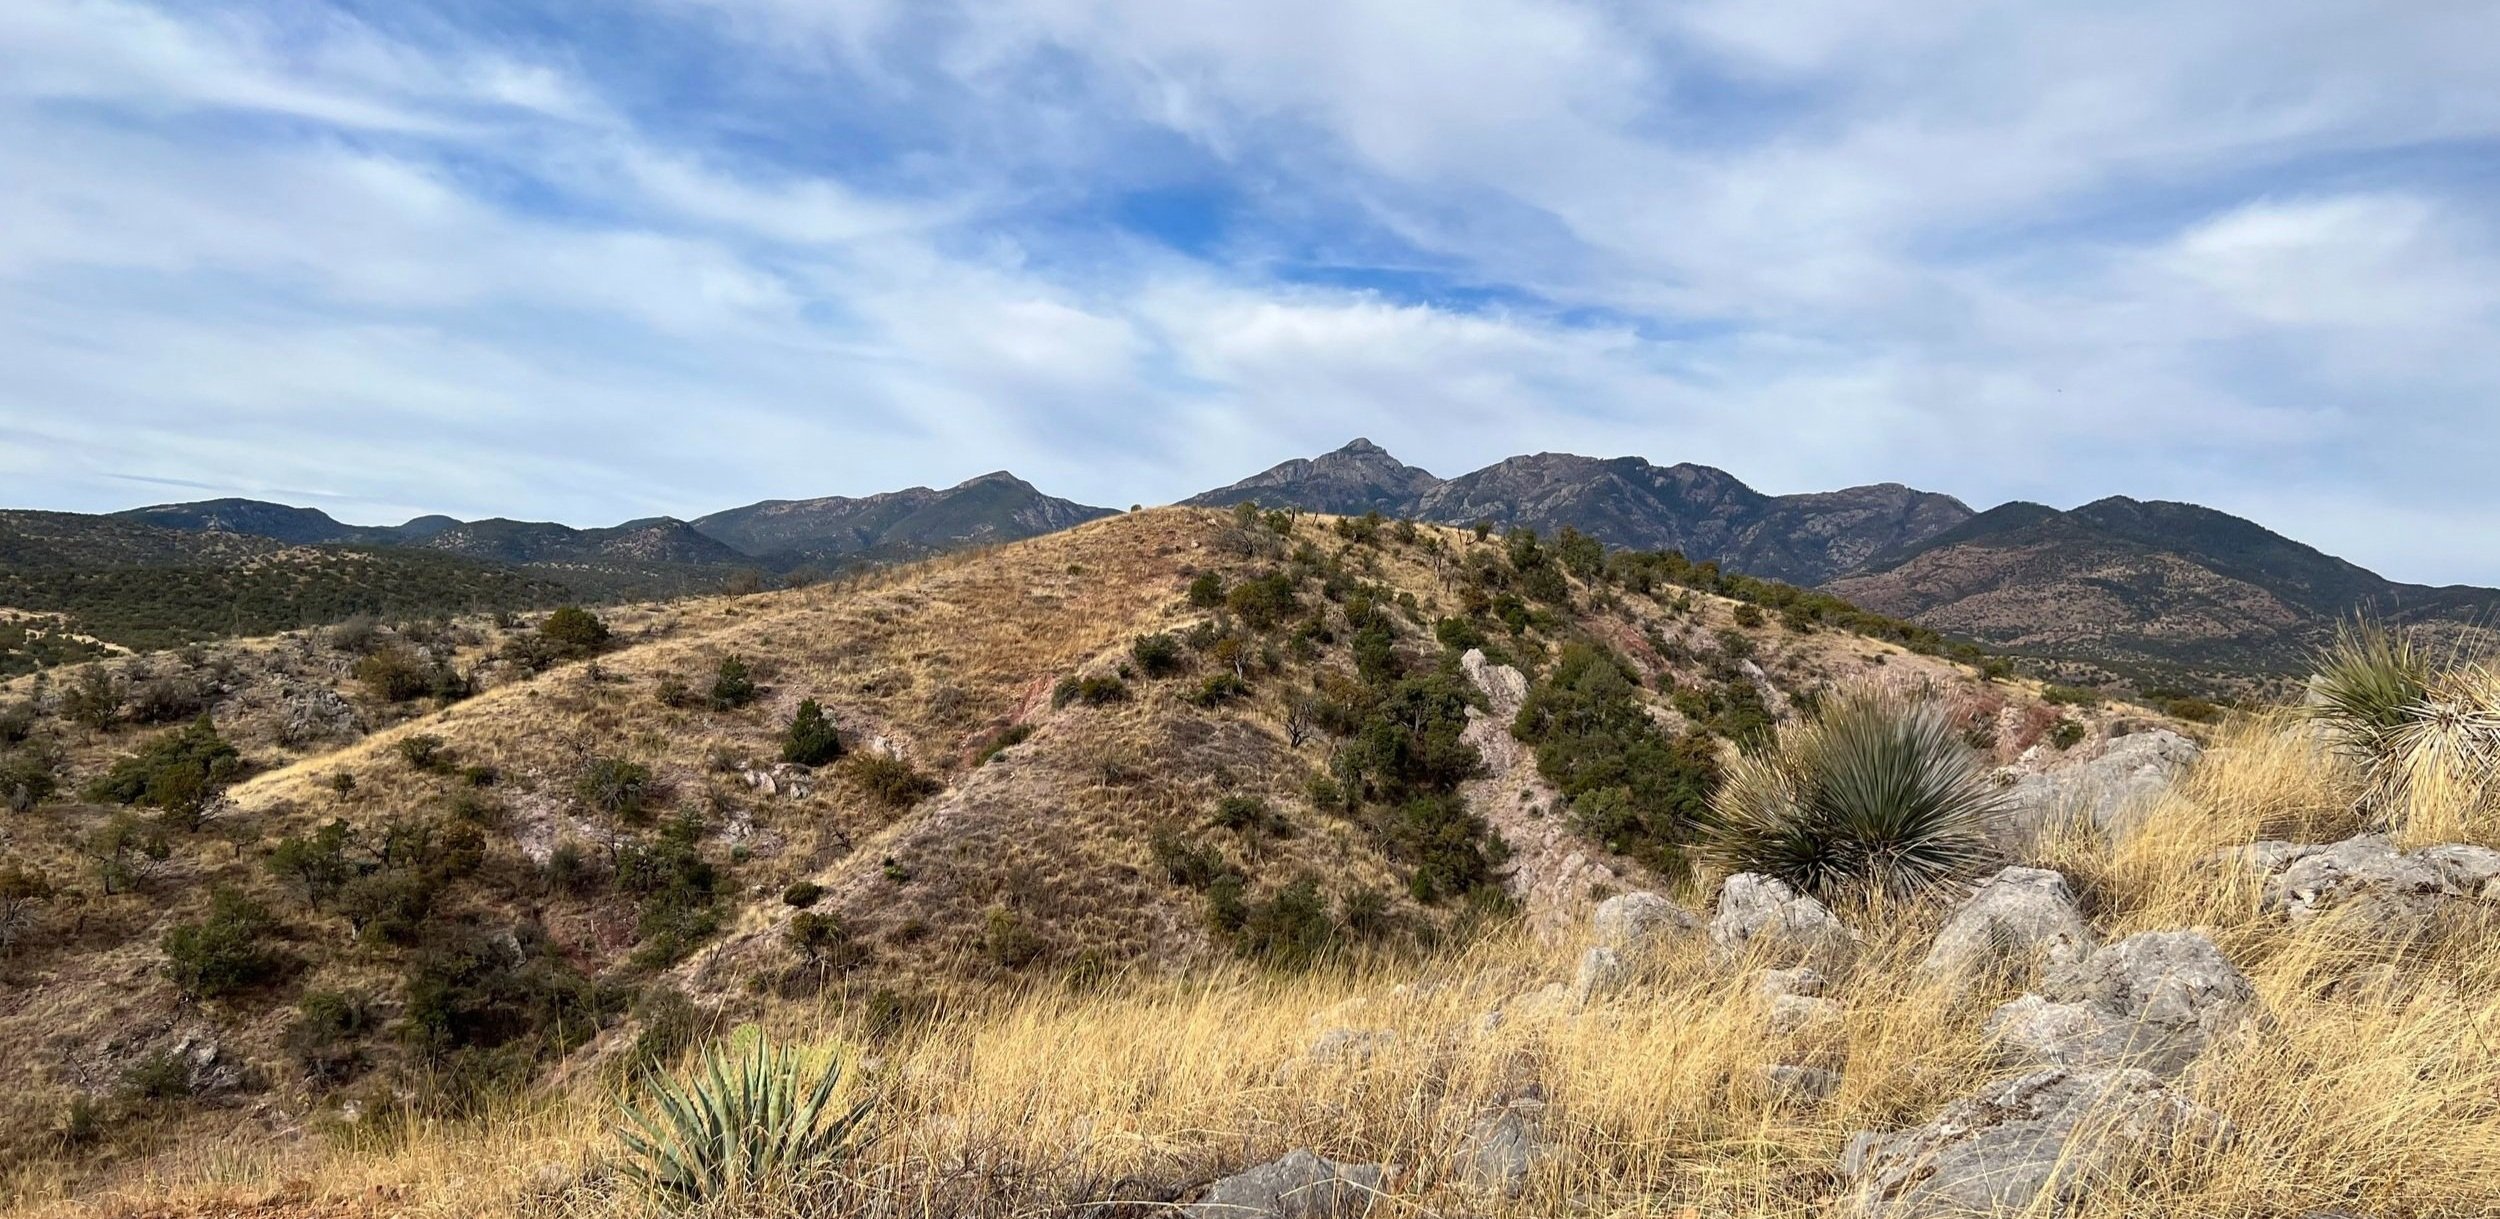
[617,1033,876,1206]
[2304,617,2500,826]
[1700,684,1999,901]
[2306,618,2432,780]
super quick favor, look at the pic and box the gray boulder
[1453,1097,1547,1197]
[1570,946,1628,1004]
[1839,1067,2230,1218]
[1986,930,2256,1078]
[1920,868,2095,988]
[1762,1063,1842,1106]
[1768,994,1845,1037]
[2267,835,2447,937]
[2416,844,2500,898]
[1591,891,1699,955]
[1186,1150,1385,1219]
[1710,874,1855,969]
[1999,730,2201,848]
[1757,966,1828,1002]
[279,685,365,745]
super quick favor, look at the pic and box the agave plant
[1700,684,2000,902]
[617,1033,876,1205]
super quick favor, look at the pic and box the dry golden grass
[22,710,2498,1219]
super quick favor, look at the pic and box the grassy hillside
[0,507,2142,1210]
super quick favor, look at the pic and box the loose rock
[1920,867,2095,988]
[1709,874,1855,969]
[1839,1067,2230,1219]
[1987,930,2255,1078]
[1185,1149,1386,1219]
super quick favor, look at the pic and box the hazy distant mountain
[0,510,572,656]
[1188,440,1972,585]
[1830,496,2500,680]
[693,471,1116,567]
[1185,438,1445,516]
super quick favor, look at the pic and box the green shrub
[0,701,31,745]
[2049,718,2088,751]
[578,756,655,818]
[84,715,241,829]
[0,746,58,813]
[782,699,842,766]
[1191,672,1251,707]
[126,676,208,725]
[975,723,1033,765]
[291,989,379,1084]
[354,645,433,703]
[1433,617,1487,653]
[1732,604,1766,630]
[785,911,865,971]
[1186,572,1225,609]
[120,1049,195,1104]
[1053,674,1130,708]
[163,887,291,999]
[1150,831,1238,890]
[1225,572,1301,631]
[1212,794,1291,838]
[83,812,169,894]
[1701,685,1999,901]
[1514,644,1723,874]
[709,656,758,710]
[59,668,122,731]
[2042,683,2105,707]
[983,907,1046,969]
[2162,697,2224,724]
[616,1036,876,1204]
[1130,633,1185,678]
[267,818,357,909]
[1235,876,1338,969]
[539,606,611,660]
[782,881,824,908]
[397,733,451,772]
[844,753,939,808]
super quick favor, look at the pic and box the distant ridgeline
[5,439,2494,688]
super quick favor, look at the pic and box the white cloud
[3,0,2499,585]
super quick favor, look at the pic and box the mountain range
[10,441,2493,687]
[1189,440,2500,687]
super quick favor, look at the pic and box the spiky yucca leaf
[617,1033,875,1205]
[2306,618,2430,788]
[1701,685,1999,901]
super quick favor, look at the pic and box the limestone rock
[1710,874,1855,969]
[279,686,365,745]
[1998,730,2200,848]
[1839,1067,2230,1218]
[1591,891,1700,955]
[1454,1098,1547,1197]
[1571,946,1628,1004]
[1988,930,2255,1078]
[2267,835,2449,939]
[1185,1149,1386,1219]
[1762,1064,1841,1105]
[1757,966,1828,1002]
[1768,994,1845,1037]
[1920,868,2095,987]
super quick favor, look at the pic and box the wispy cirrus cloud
[1,0,2496,582]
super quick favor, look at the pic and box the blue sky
[3,1,2498,583]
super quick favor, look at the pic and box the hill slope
[691,472,1115,567]
[0,507,2120,1199]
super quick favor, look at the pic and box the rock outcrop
[1455,649,1644,934]
[1185,1150,1386,1219]
[1839,1067,2230,1218]
[1997,730,2200,847]
[2219,834,2500,940]
[1985,930,2255,1078]
[1920,868,2095,988]
[1709,874,1855,969]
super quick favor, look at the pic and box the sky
[2,2,2497,584]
